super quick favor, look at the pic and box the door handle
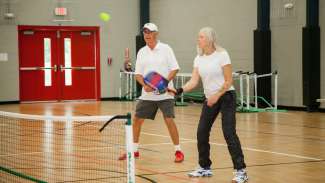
[59,65,96,71]
[72,66,96,70]
[20,67,43,71]
[53,64,57,72]
[20,66,58,71]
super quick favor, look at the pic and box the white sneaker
[188,167,213,177]
[232,169,248,183]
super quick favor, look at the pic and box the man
[119,23,184,162]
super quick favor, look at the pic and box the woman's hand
[167,88,183,95]
[207,94,220,107]
[167,88,176,96]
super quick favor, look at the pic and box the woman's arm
[170,68,200,95]
[182,68,200,92]
[217,64,233,96]
[207,64,233,106]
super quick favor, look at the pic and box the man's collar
[147,41,161,50]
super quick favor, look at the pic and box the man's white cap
[143,23,158,32]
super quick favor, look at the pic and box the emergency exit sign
[54,7,67,16]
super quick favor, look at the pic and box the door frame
[18,25,101,101]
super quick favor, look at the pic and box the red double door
[19,26,101,102]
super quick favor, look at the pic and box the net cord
[0,111,114,122]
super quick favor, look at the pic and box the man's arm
[135,74,154,92]
[135,74,146,87]
[167,69,179,82]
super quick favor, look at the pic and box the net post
[274,72,278,110]
[181,76,185,104]
[240,74,244,109]
[126,73,130,100]
[254,73,258,108]
[125,113,135,183]
[130,73,133,100]
[119,71,122,99]
[246,74,250,110]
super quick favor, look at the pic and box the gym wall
[151,0,324,109]
[0,0,139,101]
[270,0,306,107]
[150,0,256,74]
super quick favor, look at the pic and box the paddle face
[144,71,169,94]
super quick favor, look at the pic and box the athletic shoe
[174,150,184,163]
[188,167,213,177]
[232,169,248,183]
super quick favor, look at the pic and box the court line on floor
[141,132,323,161]
[137,159,325,178]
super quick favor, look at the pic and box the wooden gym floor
[0,101,324,183]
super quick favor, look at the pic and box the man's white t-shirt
[193,50,235,98]
[135,41,180,101]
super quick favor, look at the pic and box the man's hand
[143,85,154,92]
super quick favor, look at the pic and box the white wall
[150,0,256,73]
[0,0,139,101]
[270,0,306,107]
[0,25,19,101]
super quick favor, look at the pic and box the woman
[174,27,248,183]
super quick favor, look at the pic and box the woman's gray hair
[197,27,218,56]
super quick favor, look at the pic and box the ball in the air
[99,12,111,22]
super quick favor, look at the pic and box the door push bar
[20,65,96,72]
[20,65,58,72]
[59,65,96,71]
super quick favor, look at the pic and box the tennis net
[0,111,135,183]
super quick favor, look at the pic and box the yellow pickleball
[99,12,111,22]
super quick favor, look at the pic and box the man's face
[143,28,158,45]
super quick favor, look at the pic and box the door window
[44,38,52,87]
[64,38,72,86]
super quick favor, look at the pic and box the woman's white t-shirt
[193,50,235,98]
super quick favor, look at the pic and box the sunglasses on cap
[142,28,156,34]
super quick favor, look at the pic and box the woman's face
[197,32,208,49]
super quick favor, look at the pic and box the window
[44,38,51,86]
[64,38,72,86]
